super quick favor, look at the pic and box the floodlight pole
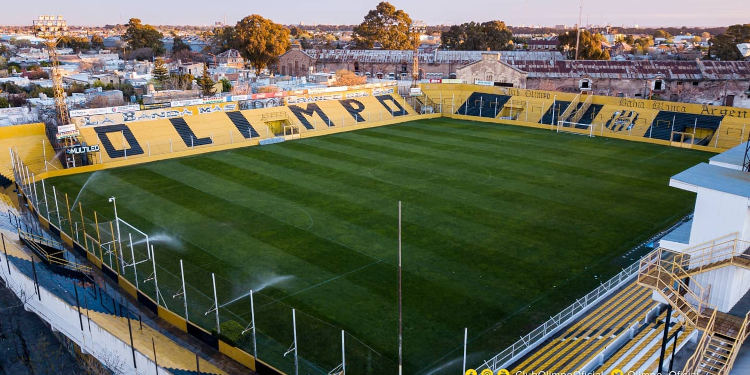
[250,289,257,359]
[212,272,220,334]
[180,259,188,320]
[129,233,138,289]
[462,328,468,375]
[398,200,403,375]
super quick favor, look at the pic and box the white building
[651,142,750,374]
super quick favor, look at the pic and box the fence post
[127,314,137,369]
[79,202,87,252]
[65,193,73,236]
[212,272,220,334]
[52,186,61,229]
[2,233,9,275]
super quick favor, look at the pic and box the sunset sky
[4,0,748,27]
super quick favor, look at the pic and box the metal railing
[725,311,750,373]
[477,252,647,372]
[637,248,713,326]
[683,308,717,374]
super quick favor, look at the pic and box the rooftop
[709,142,748,171]
[671,162,750,198]
[506,59,750,80]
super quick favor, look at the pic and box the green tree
[352,2,414,49]
[152,58,169,87]
[122,18,165,55]
[233,15,290,72]
[441,21,513,50]
[709,24,750,61]
[558,30,610,60]
[172,36,191,54]
[206,26,236,54]
[196,64,216,96]
[0,97,9,108]
[653,29,672,39]
[220,78,232,93]
[56,36,91,53]
[91,34,104,50]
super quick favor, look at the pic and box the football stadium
[2,81,750,375]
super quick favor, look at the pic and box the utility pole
[398,201,403,375]
[575,0,583,60]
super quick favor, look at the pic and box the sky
[5,0,749,27]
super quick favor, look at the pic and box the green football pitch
[49,118,709,374]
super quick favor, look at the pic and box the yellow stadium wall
[0,122,60,181]
[421,83,749,152]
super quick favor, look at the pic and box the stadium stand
[511,282,660,374]
[0,123,61,179]
[77,91,417,164]
[455,92,512,118]
[0,225,227,375]
[538,101,571,126]
[421,83,749,151]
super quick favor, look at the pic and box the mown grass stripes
[50,118,709,374]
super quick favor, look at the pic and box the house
[216,49,244,68]
[527,38,559,51]
[172,62,204,77]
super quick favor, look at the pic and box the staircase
[556,94,581,124]
[684,310,750,375]
[569,94,594,124]
[638,235,750,375]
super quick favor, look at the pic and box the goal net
[556,121,595,137]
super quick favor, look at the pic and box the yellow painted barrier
[218,340,256,371]
[118,275,139,299]
[158,305,188,333]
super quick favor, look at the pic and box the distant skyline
[3,0,749,28]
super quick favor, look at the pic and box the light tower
[410,21,425,88]
[32,15,71,127]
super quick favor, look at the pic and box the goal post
[556,121,595,137]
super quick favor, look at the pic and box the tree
[172,36,191,54]
[91,34,104,50]
[206,26,236,54]
[442,21,513,51]
[709,24,750,60]
[233,15,290,72]
[220,78,232,93]
[196,64,216,96]
[653,29,672,39]
[152,58,169,87]
[122,18,165,55]
[632,37,654,55]
[352,2,414,49]
[332,70,366,86]
[56,36,91,53]
[558,30,610,60]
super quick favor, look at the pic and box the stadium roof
[304,49,566,64]
[710,142,748,170]
[671,162,750,198]
[505,60,750,80]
